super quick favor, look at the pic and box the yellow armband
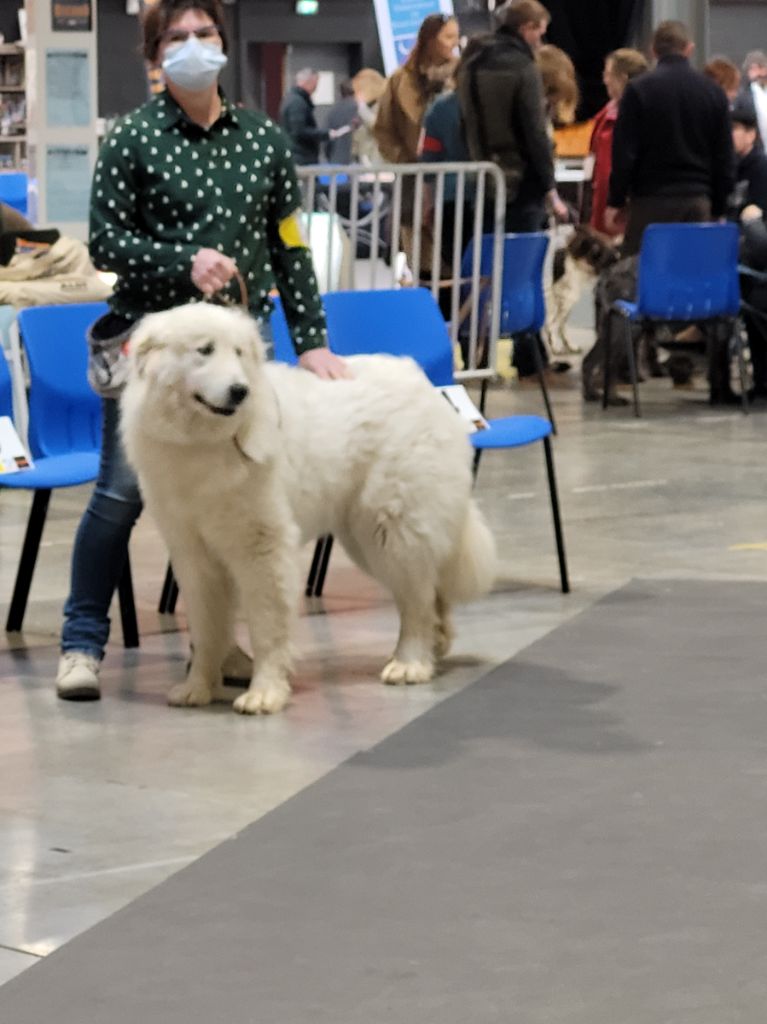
[278,211,308,249]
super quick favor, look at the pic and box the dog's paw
[168,679,214,707]
[381,658,434,686]
[233,676,291,715]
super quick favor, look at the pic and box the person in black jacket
[731,105,767,213]
[325,80,358,164]
[456,0,567,231]
[606,20,735,255]
[739,204,767,396]
[279,68,350,165]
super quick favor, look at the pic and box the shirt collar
[150,88,240,132]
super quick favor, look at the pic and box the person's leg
[501,201,549,374]
[743,281,767,395]
[58,399,142,699]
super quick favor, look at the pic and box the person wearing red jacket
[589,48,648,237]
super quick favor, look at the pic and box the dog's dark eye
[235,347,243,357]
[197,342,215,356]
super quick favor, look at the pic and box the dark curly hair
[141,0,228,65]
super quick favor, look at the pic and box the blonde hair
[353,68,386,105]
[536,44,579,126]
[606,47,649,82]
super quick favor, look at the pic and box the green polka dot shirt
[89,90,327,353]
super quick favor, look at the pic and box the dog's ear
[234,374,280,465]
[128,315,165,379]
[232,310,266,365]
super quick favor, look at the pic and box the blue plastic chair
[284,288,568,597]
[461,232,555,429]
[608,222,744,417]
[0,172,29,217]
[0,303,139,643]
[0,348,12,419]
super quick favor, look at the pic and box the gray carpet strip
[2,579,767,1022]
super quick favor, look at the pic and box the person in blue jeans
[57,0,347,700]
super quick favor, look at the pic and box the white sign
[313,71,336,106]
[438,385,489,433]
[0,416,33,474]
[373,0,454,76]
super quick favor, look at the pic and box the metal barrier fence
[297,162,507,380]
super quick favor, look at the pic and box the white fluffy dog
[121,302,496,715]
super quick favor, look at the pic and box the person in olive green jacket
[56,0,347,702]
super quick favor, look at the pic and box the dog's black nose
[228,383,249,406]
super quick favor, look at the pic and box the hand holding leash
[191,247,238,296]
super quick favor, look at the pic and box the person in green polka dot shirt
[56,0,348,702]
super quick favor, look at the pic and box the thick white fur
[121,303,496,715]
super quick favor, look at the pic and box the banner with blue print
[373,0,454,75]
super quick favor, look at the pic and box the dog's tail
[439,500,497,605]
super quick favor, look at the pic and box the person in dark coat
[731,105,767,213]
[279,68,351,165]
[456,0,568,231]
[606,20,735,255]
[325,79,358,164]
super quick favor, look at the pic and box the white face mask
[162,35,227,92]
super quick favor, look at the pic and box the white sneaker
[56,652,101,701]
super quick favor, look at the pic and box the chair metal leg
[306,535,335,597]
[478,378,489,416]
[305,537,326,596]
[542,436,570,594]
[313,534,335,597]
[158,562,180,614]
[118,554,140,649]
[602,310,613,410]
[624,315,641,418]
[733,317,750,415]
[6,488,51,633]
[472,447,483,482]
[532,332,557,434]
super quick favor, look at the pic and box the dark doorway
[246,43,287,118]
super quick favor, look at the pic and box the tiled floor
[2,323,767,986]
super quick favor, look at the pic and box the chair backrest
[636,222,740,320]
[0,350,13,419]
[462,232,549,336]
[0,172,29,217]
[270,296,298,365]
[18,302,108,459]
[322,288,456,386]
[271,289,456,386]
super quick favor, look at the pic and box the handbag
[86,271,249,399]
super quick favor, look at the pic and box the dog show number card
[0,417,33,474]
[438,385,489,433]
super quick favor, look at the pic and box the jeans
[61,317,275,659]
[61,398,142,659]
